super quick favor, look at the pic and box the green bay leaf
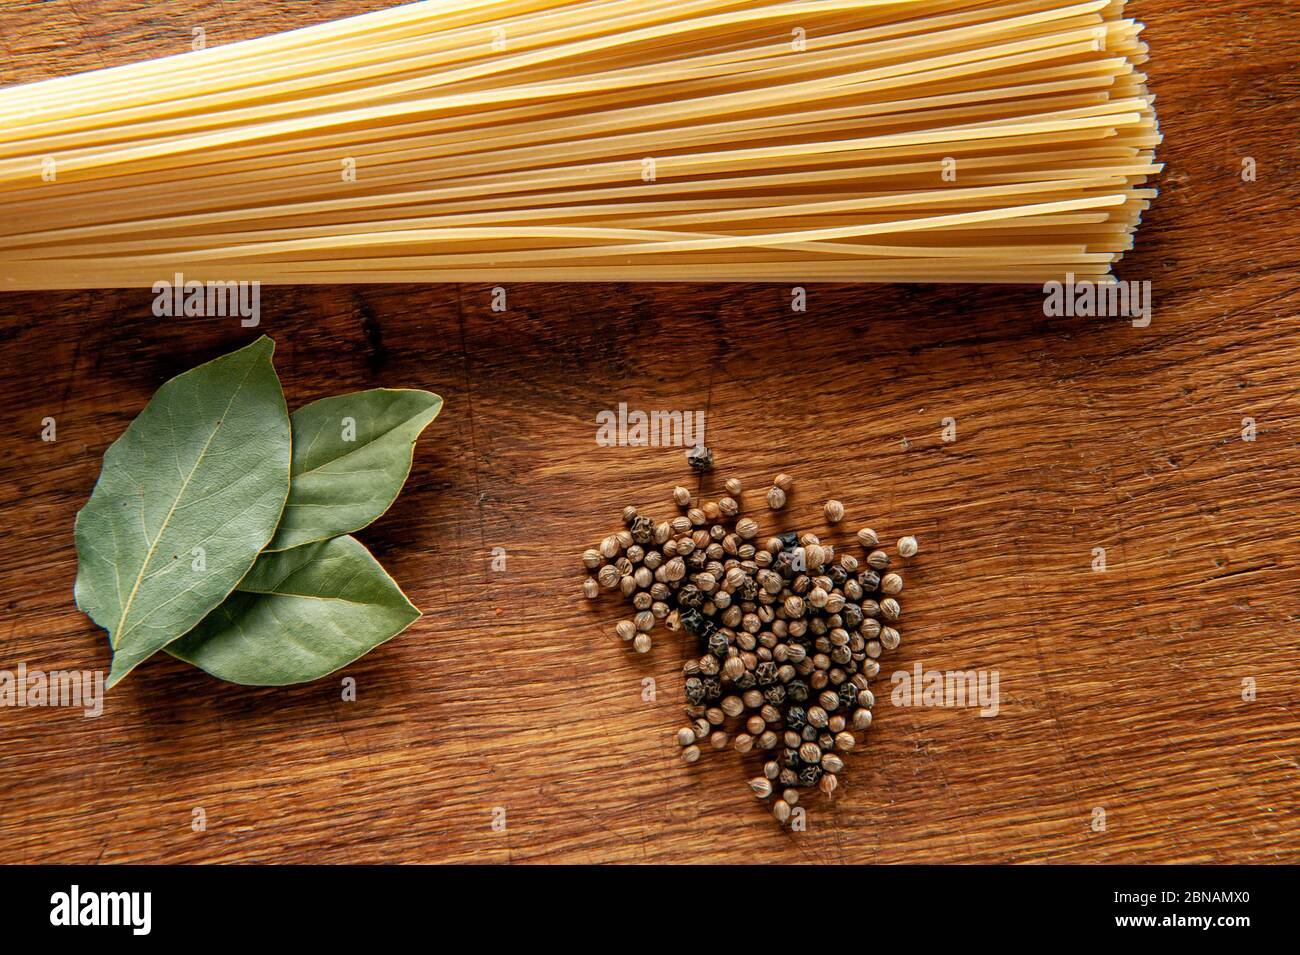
[167,535,420,686]
[267,389,441,551]
[74,336,290,688]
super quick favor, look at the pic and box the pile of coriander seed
[581,462,919,826]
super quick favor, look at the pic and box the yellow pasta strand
[0,0,1161,290]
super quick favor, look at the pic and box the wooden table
[0,0,1296,864]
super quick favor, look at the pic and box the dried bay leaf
[167,535,420,686]
[266,389,441,551]
[74,336,290,688]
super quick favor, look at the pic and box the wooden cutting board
[0,0,1296,864]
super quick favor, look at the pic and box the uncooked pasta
[0,0,1161,289]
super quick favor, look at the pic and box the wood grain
[0,0,1297,864]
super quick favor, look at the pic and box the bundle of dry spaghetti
[0,0,1160,289]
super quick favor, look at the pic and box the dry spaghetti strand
[0,0,1161,290]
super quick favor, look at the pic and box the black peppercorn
[764,684,786,706]
[842,603,863,628]
[687,445,714,472]
[630,515,654,545]
[677,584,705,609]
[858,570,881,591]
[838,681,858,708]
[798,764,823,786]
[785,705,807,730]
[680,607,708,636]
[773,551,797,578]
[687,549,708,571]
[707,632,730,659]
[685,677,705,705]
[801,725,818,742]
[781,747,801,769]
[778,531,799,550]
[828,565,848,586]
[733,670,757,690]
[738,577,759,601]
[755,661,777,685]
[786,679,809,703]
[702,676,722,701]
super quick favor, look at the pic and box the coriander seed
[880,626,901,650]
[824,499,845,523]
[582,578,599,599]
[676,727,696,746]
[735,517,759,540]
[681,745,701,764]
[749,777,773,799]
[773,799,792,825]
[898,535,919,558]
[881,572,903,595]
[766,486,787,510]
[774,473,793,492]
[673,486,691,507]
[866,549,890,570]
[857,527,879,548]
[725,478,743,496]
[582,548,603,570]
[633,634,652,653]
